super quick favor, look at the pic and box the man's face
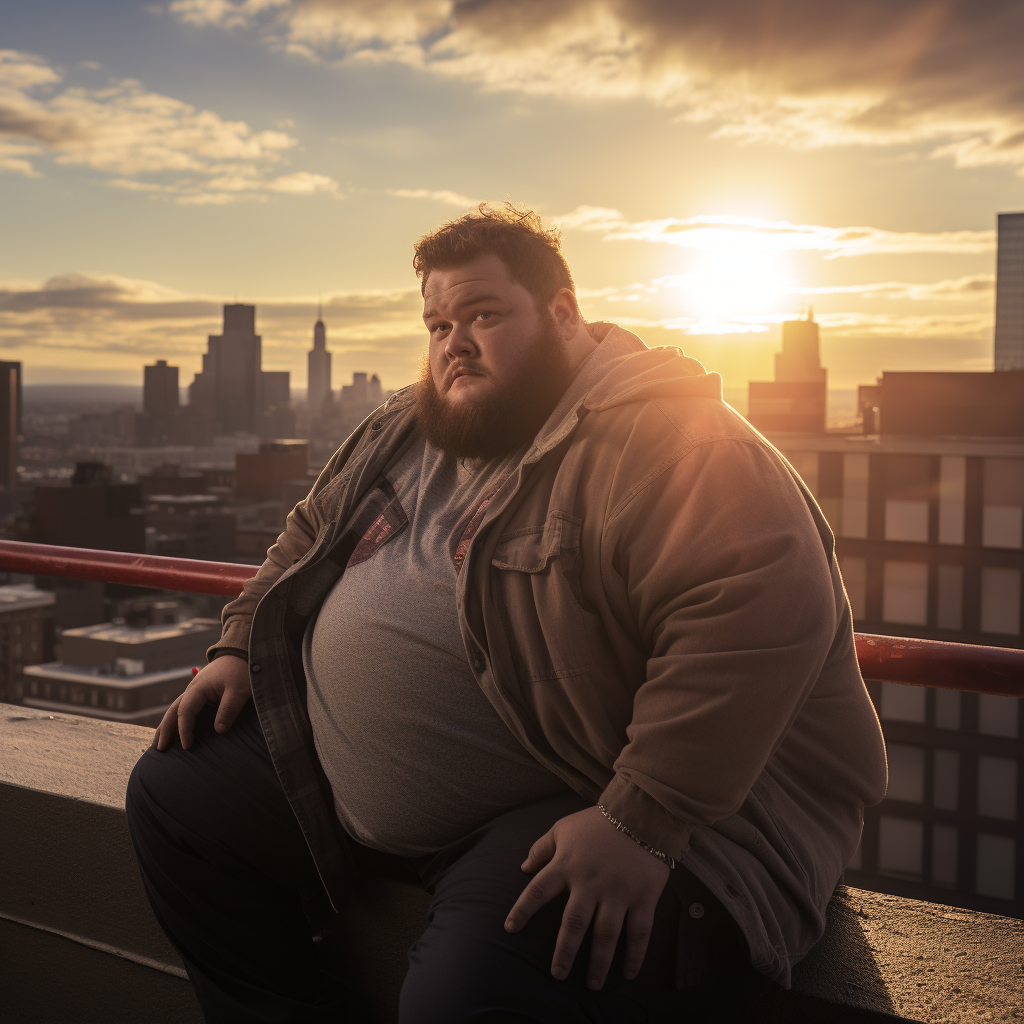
[418,254,573,459]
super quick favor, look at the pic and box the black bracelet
[597,804,676,869]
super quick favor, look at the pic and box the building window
[878,816,923,879]
[841,454,869,539]
[938,456,966,545]
[980,567,1021,635]
[976,834,1016,900]
[933,750,959,810]
[982,458,1024,549]
[932,824,958,887]
[880,681,926,723]
[886,743,925,803]
[935,688,960,730]
[840,555,866,620]
[936,565,963,630]
[885,500,928,542]
[977,756,1017,821]
[978,694,1020,739]
[882,561,928,626]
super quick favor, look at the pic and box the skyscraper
[746,310,827,434]
[191,304,263,434]
[307,306,332,415]
[188,304,291,438]
[0,361,21,489]
[994,211,1024,371]
[140,359,179,445]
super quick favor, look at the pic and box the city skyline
[2,2,1023,392]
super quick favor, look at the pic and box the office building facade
[15,618,221,727]
[0,360,21,489]
[0,585,55,704]
[771,431,1023,918]
[995,211,1024,372]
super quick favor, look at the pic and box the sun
[679,248,791,323]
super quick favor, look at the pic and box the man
[127,204,887,1022]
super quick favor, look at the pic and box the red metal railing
[2,539,1023,698]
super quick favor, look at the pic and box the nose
[443,322,478,362]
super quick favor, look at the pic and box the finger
[177,685,213,751]
[154,699,182,751]
[550,893,599,982]
[621,906,656,981]
[521,829,556,872]
[505,865,565,933]
[214,686,250,734]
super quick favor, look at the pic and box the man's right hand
[153,654,252,751]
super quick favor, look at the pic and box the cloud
[0,272,423,384]
[0,49,339,202]
[557,207,996,258]
[165,1,1024,175]
[386,187,482,208]
[790,274,994,300]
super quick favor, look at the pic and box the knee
[400,939,548,1024]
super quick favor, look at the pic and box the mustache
[441,361,487,389]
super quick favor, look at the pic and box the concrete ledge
[2,704,1021,1024]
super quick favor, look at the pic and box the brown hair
[413,201,575,311]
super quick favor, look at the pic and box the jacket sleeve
[596,434,841,859]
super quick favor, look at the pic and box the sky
[2,0,1023,396]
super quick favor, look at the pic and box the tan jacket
[212,324,888,986]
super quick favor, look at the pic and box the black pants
[126,703,763,1023]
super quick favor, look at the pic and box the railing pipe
[1,539,1023,697]
[0,540,256,597]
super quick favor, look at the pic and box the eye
[429,321,451,336]
[476,311,494,322]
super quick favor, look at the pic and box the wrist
[596,804,675,869]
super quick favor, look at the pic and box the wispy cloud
[0,272,422,382]
[0,49,340,203]
[557,207,996,258]
[165,1,1024,176]
[386,187,482,208]
[0,266,995,386]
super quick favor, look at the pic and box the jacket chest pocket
[490,512,593,682]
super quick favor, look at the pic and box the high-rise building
[0,360,21,490]
[188,304,293,438]
[307,306,332,415]
[747,311,827,434]
[995,212,1024,372]
[190,304,263,434]
[139,359,180,445]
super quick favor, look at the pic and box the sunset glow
[1,1,1020,389]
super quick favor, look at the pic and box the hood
[526,322,724,461]
[581,322,723,412]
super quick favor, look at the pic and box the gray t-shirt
[304,436,567,855]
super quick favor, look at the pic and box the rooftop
[61,618,219,645]
[0,584,55,612]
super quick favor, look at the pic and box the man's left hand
[504,805,671,990]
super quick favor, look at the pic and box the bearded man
[126,204,887,1023]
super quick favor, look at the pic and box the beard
[417,313,575,460]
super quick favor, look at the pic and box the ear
[550,287,580,339]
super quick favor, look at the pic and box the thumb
[521,829,556,873]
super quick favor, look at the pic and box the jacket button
[688,903,705,920]
[471,654,485,673]
[371,420,382,430]
[250,663,261,673]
